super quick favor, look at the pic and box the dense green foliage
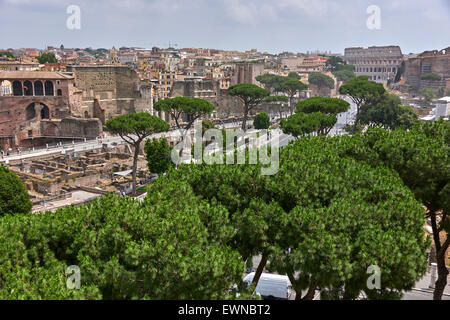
[281,97,349,137]
[326,56,356,81]
[0,165,32,216]
[339,76,386,124]
[308,73,335,90]
[0,189,244,299]
[422,88,434,104]
[287,72,301,80]
[338,120,449,299]
[144,138,174,175]
[0,123,436,299]
[263,95,289,103]
[332,69,355,82]
[253,112,270,130]
[296,97,350,115]
[36,53,58,64]
[281,112,337,138]
[359,93,418,130]
[421,73,442,81]
[201,120,216,132]
[325,56,355,72]
[255,74,286,92]
[0,51,14,58]
[156,133,429,300]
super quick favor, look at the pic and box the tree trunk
[252,255,267,288]
[434,258,449,300]
[289,96,294,115]
[430,211,449,300]
[242,104,249,132]
[302,284,317,300]
[132,142,140,195]
[287,272,302,300]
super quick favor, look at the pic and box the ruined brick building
[405,47,450,93]
[66,66,154,124]
[169,77,284,121]
[0,66,154,151]
[0,71,101,151]
[169,78,244,120]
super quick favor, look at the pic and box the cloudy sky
[1,0,449,54]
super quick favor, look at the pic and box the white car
[243,272,293,300]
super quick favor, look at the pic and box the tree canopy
[228,84,270,131]
[325,56,345,71]
[421,73,442,81]
[422,88,434,105]
[0,189,244,299]
[0,165,32,216]
[332,69,355,82]
[281,112,337,138]
[0,126,434,300]
[36,52,58,64]
[308,73,335,89]
[339,121,449,299]
[156,133,429,300]
[0,51,14,58]
[105,113,170,194]
[279,79,309,115]
[253,112,270,130]
[339,76,386,124]
[287,72,301,80]
[296,97,350,115]
[264,95,289,103]
[255,74,286,92]
[144,138,174,175]
[153,97,215,131]
[281,97,349,137]
[359,93,418,130]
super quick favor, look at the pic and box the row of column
[7,80,56,97]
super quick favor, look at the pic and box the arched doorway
[34,81,44,96]
[23,80,33,96]
[12,81,23,96]
[0,80,12,96]
[26,103,36,120]
[44,81,54,96]
[40,104,50,119]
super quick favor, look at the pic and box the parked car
[243,272,293,300]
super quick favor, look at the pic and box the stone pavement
[32,191,101,213]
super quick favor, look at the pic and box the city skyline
[1,0,449,54]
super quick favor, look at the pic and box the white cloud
[276,0,335,17]
[221,0,278,25]
[221,0,342,25]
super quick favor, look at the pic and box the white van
[243,272,293,300]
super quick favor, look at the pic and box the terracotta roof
[0,71,73,80]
